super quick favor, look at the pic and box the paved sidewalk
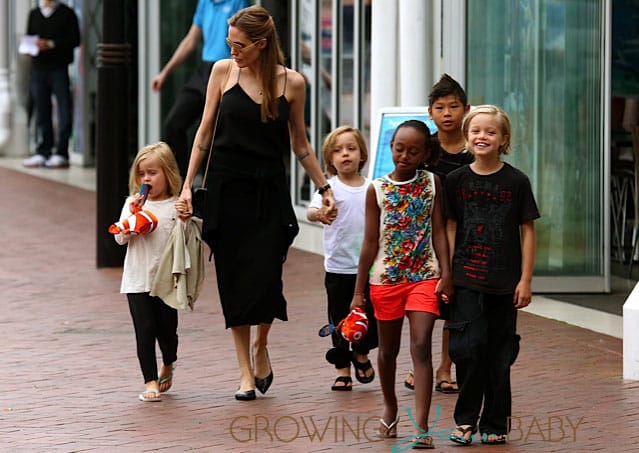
[1,166,635,452]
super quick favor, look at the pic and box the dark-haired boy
[404,73,471,394]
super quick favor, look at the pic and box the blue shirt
[193,0,247,62]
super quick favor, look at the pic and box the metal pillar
[0,0,11,149]
[96,0,131,267]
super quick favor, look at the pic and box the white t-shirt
[309,175,370,274]
[114,197,178,293]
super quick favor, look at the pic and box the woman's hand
[179,186,193,215]
[175,197,192,221]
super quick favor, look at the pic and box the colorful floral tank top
[369,170,440,285]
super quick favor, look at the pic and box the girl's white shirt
[114,197,178,294]
[309,175,370,274]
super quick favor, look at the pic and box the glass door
[466,0,608,292]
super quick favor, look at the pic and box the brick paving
[1,166,636,452]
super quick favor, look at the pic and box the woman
[179,5,336,401]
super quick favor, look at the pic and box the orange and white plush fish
[108,209,158,235]
[318,307,369,343]
[109,183,158,235]
[336,307,369,343]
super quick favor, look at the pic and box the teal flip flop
[450,425,476,445]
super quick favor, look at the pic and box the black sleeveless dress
[202,70,299,328]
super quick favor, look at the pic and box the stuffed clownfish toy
[318,307,369,343]
[108,210,158,235]
[337,307,369,343]
[108,183,158,235]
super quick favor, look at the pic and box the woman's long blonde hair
[229,5,285,122]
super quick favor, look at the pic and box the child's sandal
[331,376,352,391]
[138,389,162,402]
[411,434,435,449]
[481,433,507,444]
[351,353,375,384]
[449,425,476,445]
[379,416,400,438]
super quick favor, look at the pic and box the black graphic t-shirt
[426,144,474,183]
[444,163,540,294]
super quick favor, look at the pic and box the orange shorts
[369,279,440,321]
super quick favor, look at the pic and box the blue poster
[370,109,438,179]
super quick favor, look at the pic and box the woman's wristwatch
[318,183,331,195]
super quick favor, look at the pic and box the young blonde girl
[307,126,378,391]
[113,142,191,402]
[351,120,453,449]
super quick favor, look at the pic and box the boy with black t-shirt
[445,105,539,446]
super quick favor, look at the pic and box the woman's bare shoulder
[282,67,306,97]
[212,59,235,76]
[212,59,236,92]
[283,67,305,85]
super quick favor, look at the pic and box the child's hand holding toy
[129,183,151,213]
[108,184,158,236]
[318,307,369,343]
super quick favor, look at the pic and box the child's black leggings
[127,293,178,383]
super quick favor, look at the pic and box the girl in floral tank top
[351,120,453,449]
[369,170,440,285]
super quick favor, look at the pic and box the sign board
[368,106,438,180]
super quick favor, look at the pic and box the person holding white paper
[22,0,80,169]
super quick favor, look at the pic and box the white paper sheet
[18,35,39,57]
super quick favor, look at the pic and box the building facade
[2,0,638,292]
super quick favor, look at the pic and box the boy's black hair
[428,73,467,107]
[391,120,440,167]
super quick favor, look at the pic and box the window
[292,0,372,206]
[466,0,604,276]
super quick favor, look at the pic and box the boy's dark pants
[447,287,520,435]
[325,273,378,368]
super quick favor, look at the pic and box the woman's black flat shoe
[234,389,256,401]
[255,370,273,394]
[255,349,273,394]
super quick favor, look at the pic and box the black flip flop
[331,376,353,391]
[351,354,375,384]
[435,379,459,394]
